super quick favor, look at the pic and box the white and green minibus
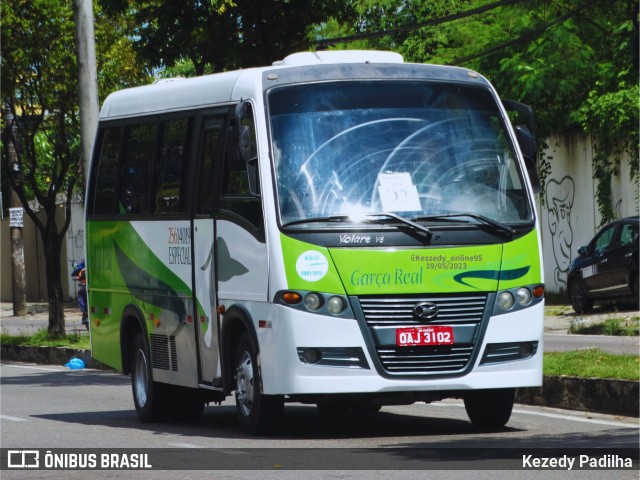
[86,50,544,435]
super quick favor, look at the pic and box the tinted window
[93,127,121,215]
[197,119,224,215]
[155,118,191,214]
[620,223,638,246]
[219,108,262,229]
[594,225,616,254]
[119,123,156,214]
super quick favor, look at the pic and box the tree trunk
[41,226,66,336]
[4,106,27,316]
[8,177,26,319]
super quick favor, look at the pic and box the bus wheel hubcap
[133,350,148,407]
[236,351,254,416]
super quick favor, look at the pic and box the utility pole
[4,107,27,317]
[74,0,99,184]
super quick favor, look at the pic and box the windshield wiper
[283,212,432,241]
[414,213,515,237]
[362,212,432,240]
[282,215,350,228]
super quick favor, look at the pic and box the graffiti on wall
[67,227,85,263]
[545,176,575,290]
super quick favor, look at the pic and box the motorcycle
[71,260,88,329]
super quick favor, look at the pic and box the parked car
[567,217,639,313]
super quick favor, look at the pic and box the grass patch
[0,328,90,349]
[568,317,640,336]
[544,305,574,317]
[544,348,639,381]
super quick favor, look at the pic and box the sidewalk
[542,302,639,334]
[1,302,87,335]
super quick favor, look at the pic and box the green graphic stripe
[454,266,530,288]
[114,240,187,318]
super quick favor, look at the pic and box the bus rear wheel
[131,332,169,422]
[234,333,283,435]
[463,388,515,429]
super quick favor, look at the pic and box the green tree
[2,0,82,335]
[327,0,638,222]
[101,0,357,74]
[1,0,149,335]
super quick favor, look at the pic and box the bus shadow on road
[31,402,526,440]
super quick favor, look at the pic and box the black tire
[130,332,169,423]
[234,333,284,435]
[569,280,594,314]
[464,388,515,429]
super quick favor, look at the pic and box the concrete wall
[538,133,638,294]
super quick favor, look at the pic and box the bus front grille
[358,294,488,374]
[376,345,474,373]
[359,294,487,327]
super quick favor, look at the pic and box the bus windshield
[268,81,533,229]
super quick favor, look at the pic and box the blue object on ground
[65,358,85,369]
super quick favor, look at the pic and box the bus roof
[274,50,404,66]
[99,70,243,119]
[98,50,486,120]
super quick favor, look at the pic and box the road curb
[2,344,638,418]
[516,376,638,417]
[1,345,108,371]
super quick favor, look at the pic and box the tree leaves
[326,0,638,222]
[100,0,357,74]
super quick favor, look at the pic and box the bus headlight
[276,290,353,318]
[497,291,515,310]
[515,287,532,306]
[304,293,322,311]
[327,296,345,315]
[492,284,544,316]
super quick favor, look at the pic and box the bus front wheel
[131,332,169,422]
[463,388,515,429]
[234,333,284,435]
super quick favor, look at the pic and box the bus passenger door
[193,118,225,387]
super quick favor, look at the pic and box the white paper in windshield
[377,172,421,212]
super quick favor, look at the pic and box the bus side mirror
[514,125,540,194]
[503,99,541,194]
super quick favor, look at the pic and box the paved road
[544,333,639,354]
[0,362,638,479]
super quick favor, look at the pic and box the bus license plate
[396,326,454,347]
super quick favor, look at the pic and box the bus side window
[219,108,263,231]
[92,127,121,215]
[154,118,191,214]
[119,122,156,214]
[196,119,224,215]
